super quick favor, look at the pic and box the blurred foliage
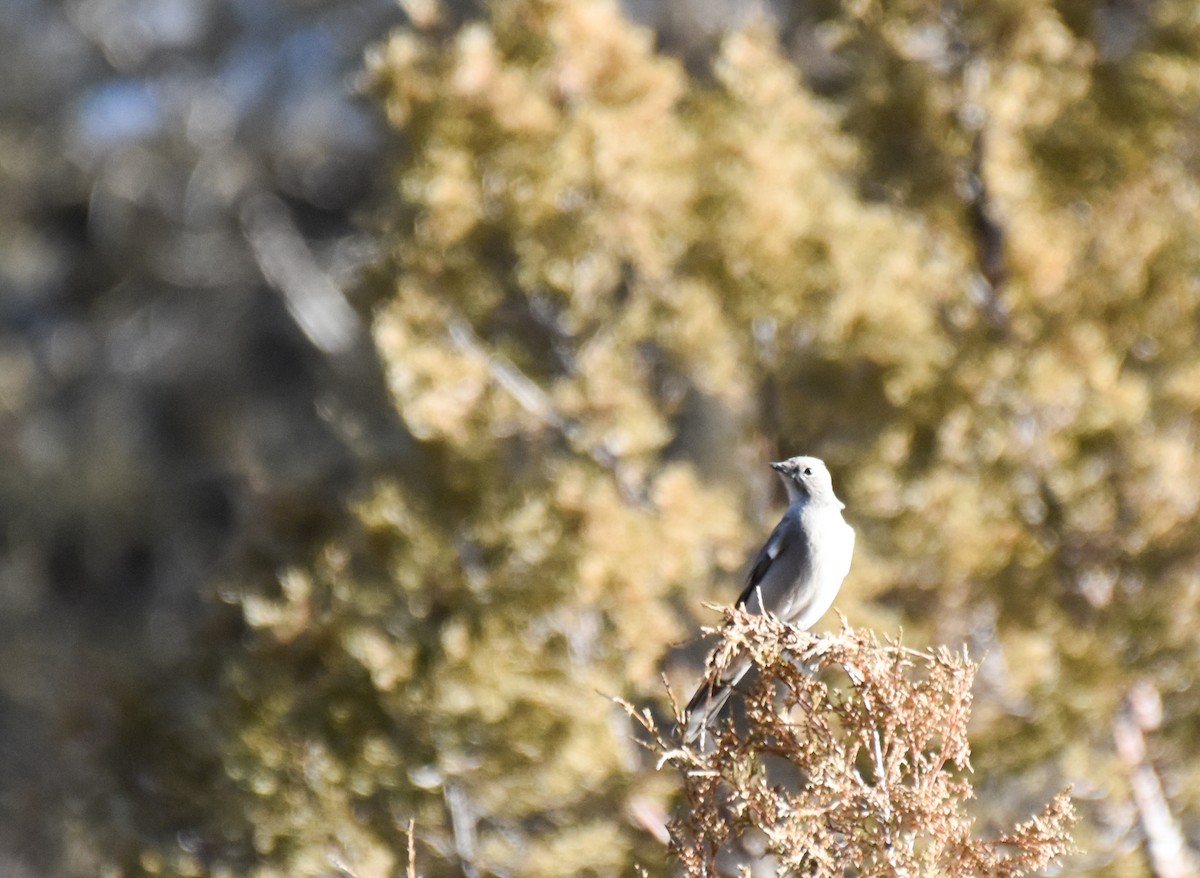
[4,0,1200,875]
[0,0,408,876]
[206,0,1200,875]
[355,0,1200,874]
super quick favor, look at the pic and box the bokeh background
[3,0,1200,875]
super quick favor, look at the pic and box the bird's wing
[684,509,810,742]
[734,511,805,615]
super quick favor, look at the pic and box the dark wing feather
[683,509,802,743]
[734,513,796,610]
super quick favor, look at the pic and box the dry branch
[629,611,1075,877]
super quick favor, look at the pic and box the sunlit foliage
[88,0,1200,875]
[632,611,1075,876]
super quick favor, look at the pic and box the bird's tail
[682,659,752,745]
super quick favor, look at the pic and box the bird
[683,455,855,744]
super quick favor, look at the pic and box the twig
[1113,683,1199,878]
[446,318,646,503]
[444,782,481,878]
[407,819,417,878]
[240,191,363,355]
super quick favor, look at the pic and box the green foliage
[355,8,967,869]
[87,0,1200,874]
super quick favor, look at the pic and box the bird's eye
[803,467,813,476]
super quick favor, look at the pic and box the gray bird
[684,455,855,743]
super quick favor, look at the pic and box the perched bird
[684,455,855,743]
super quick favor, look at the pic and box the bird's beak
[769,461,787,473]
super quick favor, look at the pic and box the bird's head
[770,455,843,508]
